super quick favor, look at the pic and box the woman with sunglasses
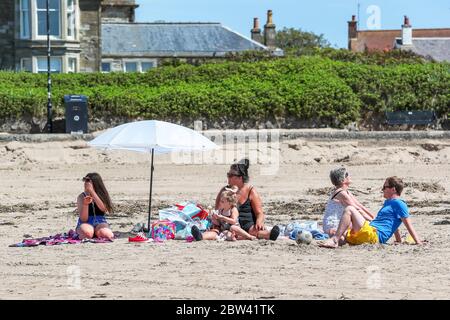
[76,173,114,240]
[323,167,374,237]
[191,159,280,241]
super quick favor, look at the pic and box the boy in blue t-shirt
[320,176,422,248]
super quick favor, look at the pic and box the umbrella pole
[147,148,154,233]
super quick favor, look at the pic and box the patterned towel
[9,229,113,247]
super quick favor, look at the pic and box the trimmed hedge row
[0,56,448,127]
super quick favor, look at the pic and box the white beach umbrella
[88,120,219,230]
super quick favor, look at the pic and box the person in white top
[323,168,375,237]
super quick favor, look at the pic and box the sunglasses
[382,185,393,190]
[227,172,241,178]
[82,177,91,182]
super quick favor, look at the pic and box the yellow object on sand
[405,234,415,244]
[346,221,379,245]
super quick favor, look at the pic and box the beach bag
[158,206,210,240]
[151,220,176,242]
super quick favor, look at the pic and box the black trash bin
[64,95,88,134]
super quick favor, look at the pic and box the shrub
[0,56,448,128]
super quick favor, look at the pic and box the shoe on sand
[129,232,152,243]
[131,222,145,234]
[269,225,280,241]
[191,225,203,241]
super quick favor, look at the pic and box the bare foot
[319,237,338,249]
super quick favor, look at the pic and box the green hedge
[0,56,448,127]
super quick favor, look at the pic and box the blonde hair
[221,186,238,207]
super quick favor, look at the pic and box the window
[101,62,112,73]
[20,58,33,72]
[122,60,157,73]
[37,0,61,37]
[124,62,138,73]
[37,57,62,73]
[66,0,76,39]
[141,62,155,72]
[20,0,30,39]
[21,1,78,40]
[68,57,77,73]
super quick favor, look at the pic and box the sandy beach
[1,132,449,300]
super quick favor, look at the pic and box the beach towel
[9,229,113,247]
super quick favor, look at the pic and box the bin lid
[64,95,88,102]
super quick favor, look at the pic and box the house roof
[101,22,271,57]
[351,28,450,52]
[396,38,450,62]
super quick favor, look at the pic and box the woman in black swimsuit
[191,159,280,241]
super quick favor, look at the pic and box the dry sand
[0,134,449,300]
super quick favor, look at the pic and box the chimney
[401,15,413,46]
[251,17,263,44]
[347,15,358,50]
[348,15,358,39]
[264,10,276,48]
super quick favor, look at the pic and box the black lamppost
[46,0,53,133]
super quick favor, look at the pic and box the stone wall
[102,0,137,5]
[0,0,15,70]
[101,0,137,23]
[79,0,102,72]
[0,115,449,134]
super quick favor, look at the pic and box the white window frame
[66,0,76,40]
[123,60,139,73]
[21,1,79,41]
[20,0,31,39]
[141,60,157,72]
[36,56,63,73]
[123,59,158,73]
[67,56,78,73]
[35,0,62,39]
[101,61,113,73]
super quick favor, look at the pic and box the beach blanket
[9,229,113,247]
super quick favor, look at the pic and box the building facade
[1,0,109,73]
[348,15,450,61]
[393,17,450,62]
[0,0,274,73]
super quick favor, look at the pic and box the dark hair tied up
[231,158,250,183]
